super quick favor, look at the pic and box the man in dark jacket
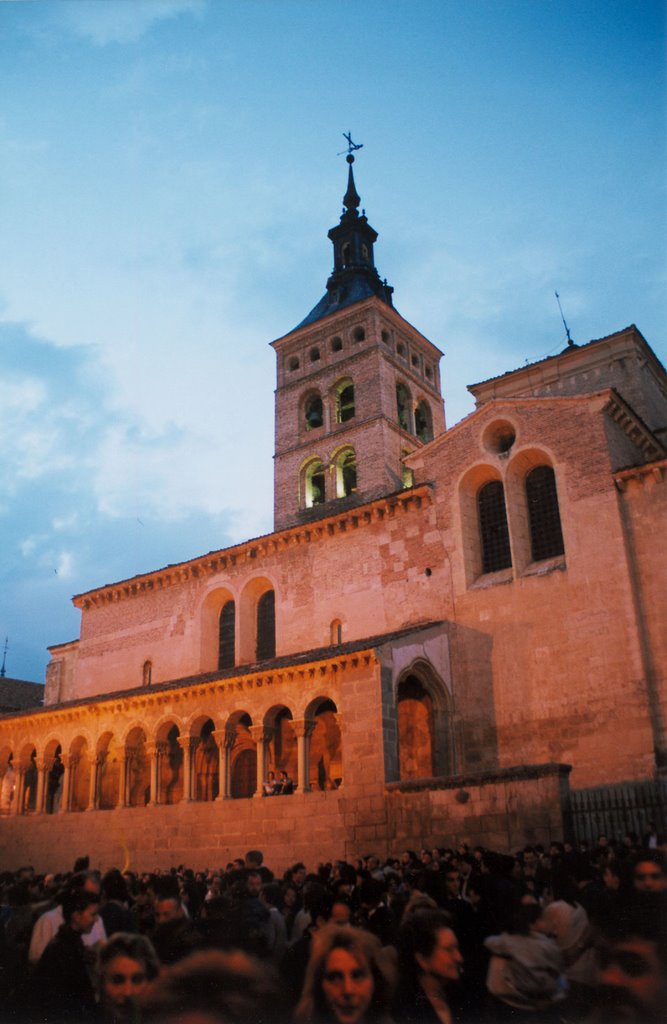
[33,887,101,1022]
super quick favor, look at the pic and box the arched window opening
[256,590,276,661]
[97,735,120,811]
[396,342,406,358]
[305,460,326,507]
[398,676,434,779]
[22,748,38,814]
[396,383,410,431]
[336,382,355,423]
[336,450,357,498]
[415,401,433,443]
[330,619,343,645]
[142,660,152,687]
[361,243,369,261]
[310,347,320,362]
[308,700,342,790]
[526,465,565,561]
[305,395,323,431]
[341,242,351,267]
[478,480,512,573]
[218,600,236,670]
[126,729,150,807]
[0,754,15,816]
[230,714,255,799]
[160,725,183,805]
[353,326,365,343]
[45,746,64,814]
[288,356,300,371]
[69,739,90,812]
[271,709,297,783]
[195,719,219,802]
[331,336,343,352]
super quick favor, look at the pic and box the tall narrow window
[256,590,276,661]
[526,466,565,561]
[336,382,355,423]
[304,395,323,430]
[414,401,433,442]
[396,384,410,431]
[218,601,236,670]
[305,459,326,507]
[142,660,152,686]
[336,449,357,498]
[478,480,512,573]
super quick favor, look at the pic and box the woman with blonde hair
[295,924,396,1024]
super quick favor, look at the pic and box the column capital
[249,725,273,745]
[292,717,317,740]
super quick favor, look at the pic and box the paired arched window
[305,459,326,507]
[526,465,564,561]
[335,381,355,423]
[478,480,512,573]
[256,590,276,661]
[304,394,323,431]
[335,449,357,498]
[414,400,433,442]
[396,383,411,432]
[218,600,236,670]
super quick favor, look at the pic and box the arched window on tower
[414,400,433,442]
[335,449,357,498]
[341,242,351,267]
[304,459,326,507]
[335,381,355,423]
[218,600,236,670]
[478,480,512,573]
[526,465,565,561]
[256,590,276,661]
[396,383,411,432]
[304,395,323,431]
[398,676,434,779]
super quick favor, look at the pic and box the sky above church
[1,0,665,682]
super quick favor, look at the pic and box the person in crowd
[28,869,107,964]
[97,931,160,1023]
[32,887,102,1022]
[395,908,464,1024]
[295,923,396,1024]
[99,868,136,937]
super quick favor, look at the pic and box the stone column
[212,731,226,801]
[219,730,237,800]
[120,751,131,808]
[292,719,316,793]
[250,726,273,798]
[58,754,72,814]
[332,712,344,788]
[147,743,160,806]
[34,758,47,815]
[13,767,25,816]
[179,737,196,803]
[87,753,103,811]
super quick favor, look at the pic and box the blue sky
[1,0,665,682]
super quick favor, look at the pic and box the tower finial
[0,637,7,678]
[555,291,576,348]
[338,132,363,214]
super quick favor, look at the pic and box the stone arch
[506,447,565,572]
[458,463,506,586]
[396,381,412,432]
[228,711,256,799]
[396,662,452,781]
[264,704,297,782]
[302,389,324,432]
[125,726,150,808]
[332,445,357,499]
[302,456,327,508]
[69,736,90,812]
[239,576,277,664]
[190,716,219,802]
[0,746,15,815]
[306,696,342,790]
[332,377,355,424]
[156,721,183,804]
[200,586,237,674]
[43,739,64,813]
[96,731,121,810]
[414,399,433,442]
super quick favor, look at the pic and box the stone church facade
[1,157,665,873]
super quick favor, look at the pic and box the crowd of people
[0,829,664,1024]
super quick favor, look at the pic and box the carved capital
[291,718,317,740]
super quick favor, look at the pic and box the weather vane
[0,637,7,679]
[555,291,575,347]
[338,132,363,159]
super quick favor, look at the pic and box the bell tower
[271,147,446,531]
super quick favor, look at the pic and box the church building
[1,154,665,872]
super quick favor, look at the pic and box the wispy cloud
[57,0,205,46]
